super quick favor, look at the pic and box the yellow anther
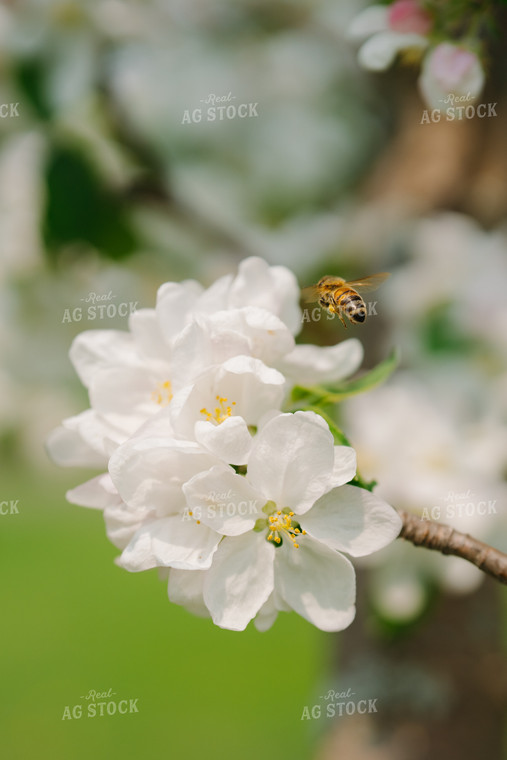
[201,394,237,425]
[265,508,305,549]
[151,380,173,406]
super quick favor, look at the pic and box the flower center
[200,395,236,425]
[151,380,173,406]
[267,509,306,549]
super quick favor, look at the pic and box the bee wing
[300,285,322,303]
[344,272,391,293]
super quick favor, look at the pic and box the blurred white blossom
[348,1,430,72]
[343,372,507,620]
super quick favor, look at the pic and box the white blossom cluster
[47,257,401,631]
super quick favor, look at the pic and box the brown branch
[397,509,507,586]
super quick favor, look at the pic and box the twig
[398,509,507,585]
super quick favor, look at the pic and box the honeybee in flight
[302,272,390,327]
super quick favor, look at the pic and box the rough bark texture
[398,509,507,585]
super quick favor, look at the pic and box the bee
[302,273,390,327]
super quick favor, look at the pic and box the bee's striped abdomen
[334,287,367,324]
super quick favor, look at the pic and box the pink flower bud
[388,0,432,35]
[427,43,481,88]
[419,43,485,108]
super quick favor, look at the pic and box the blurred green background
[2,465,326,760]
[2,1,507,758]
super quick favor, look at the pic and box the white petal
[217,356,286,424]
[237,306,295,361]
[229,257,302,336]
[183,465,263,535]
[203,532,275,631]
[348,6,388,39]
[46,422,106,468]
[129,308,171,362]
[168,569,209,617]
[302,484,402,557]
[194,417,253,465]
[156,279,203,342]
[69,329,137,387]
[66,473,121,509]
[254,593,279,632]
[109,437,218,515]
[195,273,234,314]
[275,536,356,631]
[170,356,285,438]
[104,502,155,550]
[119,516,220,571]
[170,319,249,388]
[359,31,427,71]
[278,339,363,386]
[130,407,175,440]
[89,365,168,434]
[332,446,357,486]
[204,306,295,365]
[247,411,335,514]
[63,409,125,459]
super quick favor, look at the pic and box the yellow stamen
[266,510,304,549]
[151,380,173,406]
[200,394,237,425]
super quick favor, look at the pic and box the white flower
[349,1,431,72]
[156,256,302,337]
[419,42,485,109]
[169,354,286,465]
[182,411,402,631]
[108,436,224,572]
[47,257,365,480]
[46,258,300,464]
[89,354,288,571]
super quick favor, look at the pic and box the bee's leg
[337,310,347,328]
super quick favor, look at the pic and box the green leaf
[320,347,400,400]
[296,406,351,446]
[347,475,377,493]
[15,57,52,121]
[43,144,136,262]
[289,348,399,409]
